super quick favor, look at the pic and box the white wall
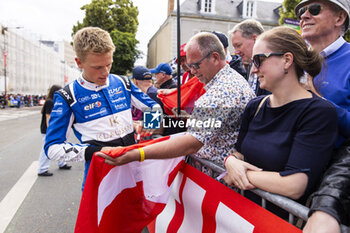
[0,29,80,95]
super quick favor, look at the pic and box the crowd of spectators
[0,93,46,108]
[33,0,350,231]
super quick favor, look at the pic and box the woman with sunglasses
[223,26,338,217]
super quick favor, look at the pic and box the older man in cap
[133,66,186,136]
[131,66,162,121]
[295,0,350,232]
[132,66,161,105]
[150,63,177,89]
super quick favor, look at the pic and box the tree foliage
[111,30,139,74]
[72,0,140,75]
[279,0,301,26]
[345,31,350,42]
[279,0,349,42]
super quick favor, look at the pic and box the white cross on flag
[75,134,301,233]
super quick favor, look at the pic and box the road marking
[0,161,38,233]
[0,111,38,122]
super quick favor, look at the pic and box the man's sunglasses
[252,53,285,68]
[297,3,322,20]
[186,52,212,70]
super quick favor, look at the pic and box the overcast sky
[0,0,282,66]
[0,0,170,65]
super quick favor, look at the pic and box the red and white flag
[74,135,185,233]
[158,76,205,116]
[75,132,301,233]
[148,163,302,233]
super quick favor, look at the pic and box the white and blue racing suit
[44,74,160,188]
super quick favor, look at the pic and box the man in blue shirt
[150,63,177,89]
[295,0,350,232]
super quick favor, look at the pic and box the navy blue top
[40,99,53,134]
[236,92,338,200]
[146,85,163,107]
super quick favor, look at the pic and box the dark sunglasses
[252,53,286,68]
[186,52,212,70]
[297,3,322,20]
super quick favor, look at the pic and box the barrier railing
[187,155,349,233]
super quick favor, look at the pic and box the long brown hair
[41,85,62,114]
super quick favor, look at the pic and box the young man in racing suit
[44,27,160,189]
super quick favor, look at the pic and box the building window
[246,1,253,17]
[243,0,256,18]
[200,0,216,14]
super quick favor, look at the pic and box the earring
[284,69,288,74]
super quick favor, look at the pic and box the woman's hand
[96,149,139,166]
[223,156,262,190]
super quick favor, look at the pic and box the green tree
[279,0,301,26]
[72,0,140,75]
[279,0,349,42]
[345,31,350,42]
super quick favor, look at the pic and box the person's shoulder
[45,99,54,104]
[43,99,54,111]
[333,42,350,57]
[343,41,350,49]
[147,85,158,93]
[109,74,124,83]
[303,93,337,118]
[225,66,248,83]
[109,74,131,89]
[310,93,335,108]
[248,95,266,106]
[166,79,177,89]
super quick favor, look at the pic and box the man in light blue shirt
[295,0,350,232]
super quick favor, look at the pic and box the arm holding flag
[97,134,203,165]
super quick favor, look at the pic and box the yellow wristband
[139,147,145,162]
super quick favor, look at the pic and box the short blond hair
[73,27,115,61]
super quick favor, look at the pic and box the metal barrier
[187,155,349,233]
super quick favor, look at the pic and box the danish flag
[75,133,301,233]
[148,163,301,233]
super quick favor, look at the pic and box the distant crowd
[0,94,46,108]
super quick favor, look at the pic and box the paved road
[0,106,84,233]
[0,106,149,233]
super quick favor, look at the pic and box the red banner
[149,163,302,233]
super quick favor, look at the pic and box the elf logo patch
[84,101,102,111]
